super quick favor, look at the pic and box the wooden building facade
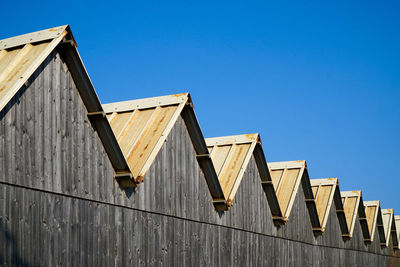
[0,26,399,266]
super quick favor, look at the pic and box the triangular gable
[395,215,400,248]
[0,25,69,110]
[310,178,349,237]
[0,25,130,178]
[205,134,283,221]
[268,160,321,231]
[364,201,386,244]
[382,209,399,248]
[103,93,226,209]
[341,191,370,241]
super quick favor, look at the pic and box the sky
[2,1,399,213]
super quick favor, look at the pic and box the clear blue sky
[2,1,399,213]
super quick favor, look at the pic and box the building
[0,25,399,266]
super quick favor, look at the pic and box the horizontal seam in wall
[1,180,399,259]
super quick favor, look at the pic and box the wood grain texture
[0,49,399,266]
[277,168,300,215]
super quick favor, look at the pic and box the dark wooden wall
[0,50,399,266]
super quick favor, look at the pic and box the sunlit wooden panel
[343,197,357,230]
[270,169,283,191]
[210,145,232,175]
[119,108,155,155]
[277,168,300,215]
[127,105,177,178]
[0,43,48,101]
[365,206,377,236]
[109,112,132,137]
[219,143,251,198]
[315,185,332,224]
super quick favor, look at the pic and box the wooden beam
[0,25,69,50]
[60,45,131,174]
[205,134,259,146]
[103,93,189,113]
[196,154,210,159]
[268,160,306,170]
[310,178,338,186]
[341,191,361,198]
[87,111,106,119]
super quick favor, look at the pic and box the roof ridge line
[103,93,189,113]
[364,200,380,206]
[268,160,306,170]
[341,190,362,197]
[205,133,259,146]
[0,25,71,50]
[310,178,338,186]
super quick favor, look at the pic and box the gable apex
[0,25,130,181]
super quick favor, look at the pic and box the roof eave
[181,104,227,210]
[57,39,132,183]
[333,185,351,238]
[301,168,322,232]
[253,143,284,222]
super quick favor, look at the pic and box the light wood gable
[395,215,400,248]
[364,201,386,244]
[341,191,370,241]
[0,25,130,180]
[381,209,399,248]
[0,26,69,111]
[310,178,349,237]
[268,160,321,231]
[103,93,227,210]
[205,134,283,221]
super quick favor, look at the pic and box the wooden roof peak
[205,134,283,220]
[381,209,399,248]
[0,25,76,50]
[104,93,227,210]
[395,216,400,248]
[0,25,131,183]
[268,160,321,231]
[310,178,340,233]
[341,191,370,241]
[103,93,192,183]
[363,200,385,243]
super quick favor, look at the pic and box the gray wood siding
[0,49,117,205]
[2,183,399,267]
[0,50,399,266]
[273,176,316,243]
[315,196,344,247]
